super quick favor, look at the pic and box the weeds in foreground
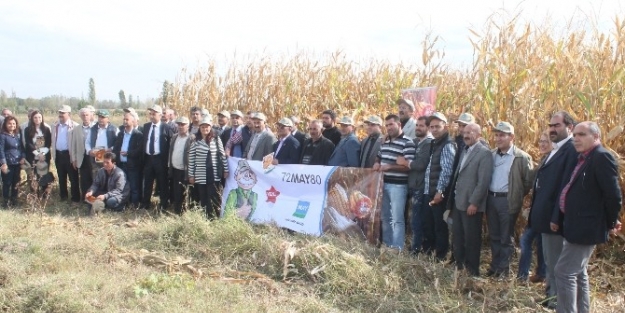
[0,206,623,312]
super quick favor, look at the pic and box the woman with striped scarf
[187,116,229,219]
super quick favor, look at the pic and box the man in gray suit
[359,115,384,168]
[448,123,493,276]
[244,113,277,161]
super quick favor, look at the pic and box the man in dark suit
[222,110,244,157]
[359,115,384,168]
[289,116,307,147]
[447,123,492,276]
[551,121,622,313]
[215,110,230,137]
[527,111,578,309]
[272,118,301,165]
[141,105,174,210]
[299,120,335,165]
[113,111,144,208]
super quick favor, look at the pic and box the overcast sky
[0,0,622,101]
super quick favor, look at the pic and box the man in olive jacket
[486,122,533,277]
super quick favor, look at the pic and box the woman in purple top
[0,116,26,207]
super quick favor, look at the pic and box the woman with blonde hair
[517,131,554,282]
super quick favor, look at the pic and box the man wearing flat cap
[272,118,301,165]
[52,105,80,203]
[397,98,417,140]
[486,121,533,278]
[359,115,384,168]
[215,110,230,138]
[289,116,307,147]
[168,116,194,215]
[223,110,245,157]
[327,116,360,167]
[244,113,277,161]
[87,110,119,173]
[421,112,456,261]
[141,104,175,210]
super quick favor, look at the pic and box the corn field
[169,16,625,195]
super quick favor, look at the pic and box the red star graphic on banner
[266,186,280,203]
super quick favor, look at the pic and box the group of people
[0,98,620,312]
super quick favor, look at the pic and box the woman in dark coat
[23,110,52,166]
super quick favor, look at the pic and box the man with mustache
[321,110,342,146]
[397,98,417,139]
[448,123,492,276]
[528,111,578,309]
[551,121,621,313]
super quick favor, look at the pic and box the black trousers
[79,155,93,201]
[142,154,169,209]
[171,168,187,215]
[55,150,80,202]
[197,182,221,219]
[452,209,483,276]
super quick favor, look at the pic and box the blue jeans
[410,189,425,253]
[517,226,546,279]
[381,183,408,249]
[105,197,125,211]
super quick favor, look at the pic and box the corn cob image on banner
[222,157,383,244]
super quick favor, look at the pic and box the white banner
[221,157,335,235]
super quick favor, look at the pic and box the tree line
[0,78,170,114]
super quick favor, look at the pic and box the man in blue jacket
[551,121,621,313]
[272,118,301,165]
[327,116,360,167]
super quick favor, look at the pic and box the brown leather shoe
[529,274,545,283]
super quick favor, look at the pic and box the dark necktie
[149,124,156,155]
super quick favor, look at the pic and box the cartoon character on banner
[224,159,258,220]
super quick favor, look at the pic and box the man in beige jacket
[70,107,96,201]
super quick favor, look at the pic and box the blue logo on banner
[293,201,310,219]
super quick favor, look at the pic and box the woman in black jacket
[23,110,52,166]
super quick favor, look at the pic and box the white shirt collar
[554,135,572,150]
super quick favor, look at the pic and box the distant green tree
[119,90,128,109]
[77,99,89,110]
[0,90,7,107]
[161,80,173,107]
[128,94,133,107]
[88,78,96,105]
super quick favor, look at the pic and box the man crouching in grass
[84,152,129,213]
